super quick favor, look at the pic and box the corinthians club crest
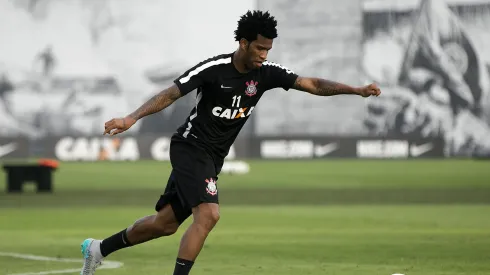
[245,80,258,96]
[205,178,218,196]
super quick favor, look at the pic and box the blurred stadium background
[1,0,490,274]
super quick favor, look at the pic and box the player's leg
[80,172,192,275]
[79,204,180,275]
[99,202,181,256]
[172,202,220,275]
[168,144,222,274]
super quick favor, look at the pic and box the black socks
[173,258,194,275]
[99,229,132,257]
[99,230,195,275]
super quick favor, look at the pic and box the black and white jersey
[172,52,298,161]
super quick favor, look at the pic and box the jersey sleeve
[174,60,211,96]
[262,61,298,91]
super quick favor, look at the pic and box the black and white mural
[0,0,254,138]
[362,0,490,156]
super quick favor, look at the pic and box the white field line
[0,252,123,275]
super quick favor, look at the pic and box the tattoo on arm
[292,77,307,91]
[128,85,182,120]
[293,77,358,96]
[315,79,358,96]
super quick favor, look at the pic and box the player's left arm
[292,76,381,98]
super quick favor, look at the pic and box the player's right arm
[103,56,213,136]
[128,85,182,121]
[103,84,182,136]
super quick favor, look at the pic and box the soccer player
[80,10,381,275]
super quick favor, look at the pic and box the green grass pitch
[1,160,489,275]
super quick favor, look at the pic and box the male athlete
[80,10,381,275]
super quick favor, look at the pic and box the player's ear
[239,38,249,51]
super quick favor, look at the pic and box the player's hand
[103,116,136,136]
[358,83,381,98]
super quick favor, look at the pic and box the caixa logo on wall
[149,137,171,161]
[51,136,242,161]
[54,137,140,161]
[52,136,165,161]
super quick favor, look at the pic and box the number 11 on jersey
[232,95,241,107]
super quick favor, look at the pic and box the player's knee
[207,208,220,225]
[161,222,179,236]
[199,213,219,232]
[153,221,179,237]
[196,204,220,230]
[152,204,180,236]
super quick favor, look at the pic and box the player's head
[234,10,278,70]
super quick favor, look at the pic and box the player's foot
[80,238,103,275]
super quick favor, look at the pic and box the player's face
[245,34,273,70]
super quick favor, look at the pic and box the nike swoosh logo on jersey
[221,84,233,89]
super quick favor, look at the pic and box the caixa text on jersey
[212,106,255,119]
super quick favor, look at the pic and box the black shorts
[155,139,223,224]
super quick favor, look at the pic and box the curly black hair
[234,10,278,42]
